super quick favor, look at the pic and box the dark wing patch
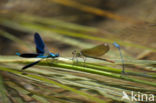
[34,33,45,54]
[19,53,39,58]
[22,60,41,70]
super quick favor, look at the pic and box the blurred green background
[0,0,156,103]
[0,0,155,59]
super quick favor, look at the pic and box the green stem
[0,72,10,103]
[0,66,107,103]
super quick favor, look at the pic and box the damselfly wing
[72,43,114,63]
[17,33,59,70]
[81,43,109,57]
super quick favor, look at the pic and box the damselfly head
[49,53,59,58]
[55,53,59,57]
[16,52,21,56]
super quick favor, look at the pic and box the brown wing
[81,43,109,57]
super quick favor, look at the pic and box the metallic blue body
[113,42,120,49]
[113,42,125,74]
[16,32,59,70]
[36,53,59,58]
